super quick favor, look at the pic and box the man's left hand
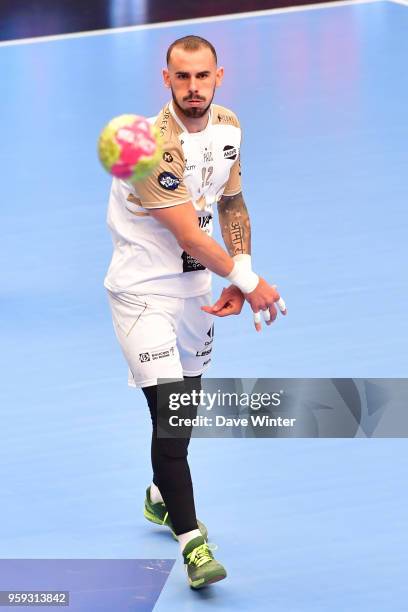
[201,285,245,317]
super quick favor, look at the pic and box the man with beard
[104,35,286,588]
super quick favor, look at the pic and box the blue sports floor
[1,1,408,610]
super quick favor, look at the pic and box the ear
[163,68,171,88]
[215,66,224,88]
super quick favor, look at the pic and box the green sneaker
[143,487,208,541]
[183,535,227,589]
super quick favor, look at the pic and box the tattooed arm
[201,192,284,325]
[200,191,252,319]
[217,191,251,257]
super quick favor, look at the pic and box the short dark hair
[166,35,217,65]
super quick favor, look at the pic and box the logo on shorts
[139,352,151,362]
[158,172,180,190]
[151,347,175,361]
[223,145,238,160]
[204,325,214,346]
[162,151,173,163]
[196,347,212,357]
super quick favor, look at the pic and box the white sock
[150,482,163,504]
[178,529,202,553]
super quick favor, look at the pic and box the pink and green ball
[98,114,162,182]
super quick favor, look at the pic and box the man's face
[163,47,224,119]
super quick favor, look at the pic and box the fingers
[265,304,278,326]
[201,300,238,318]
[253,311,262,332]
[201,305,216,314]
[201,304,228,316]
[277,296,287,315]
[252,284,286,330]
[272,284,287,315]
[209,297,226,313]
[200,290,227,315]
[253,306,277,331]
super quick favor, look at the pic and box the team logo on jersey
[139,352,151,362]
[158,172,180,190]
[162,151,173,163]
[223,145,238,160]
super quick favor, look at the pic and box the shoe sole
[189,573,227,589]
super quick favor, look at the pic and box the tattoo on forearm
[217,192,251,257]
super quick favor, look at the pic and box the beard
[171,86,215,118]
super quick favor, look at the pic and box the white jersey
[104,101,242,298]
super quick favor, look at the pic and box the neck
[172,102,210,133]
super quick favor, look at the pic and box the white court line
[0,0,383,48]
[387,0,408,5]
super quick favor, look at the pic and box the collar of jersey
[169,100,212,136]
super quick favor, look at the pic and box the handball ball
[98,114,162,182]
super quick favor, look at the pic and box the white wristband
[226,254,259,294]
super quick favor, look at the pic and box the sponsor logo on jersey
[223,145,238,160]
[160,107,171,137]
[203,358,211,366]
[139,352,151,362]
[203,150,213,163]
[181,251,206,273]
[162,151,173,163]
[217,113,235,124]
[198,214,212,229]
[158,172,180,190]
[185,163,196,171]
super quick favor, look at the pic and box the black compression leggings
[142,375,201,536]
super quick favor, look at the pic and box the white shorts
[107,291,214,388]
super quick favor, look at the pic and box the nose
[188,77,198,93]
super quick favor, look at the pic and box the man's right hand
[245,277,287,331]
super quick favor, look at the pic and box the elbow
[178,237,195,253]
[177,229,202,253]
